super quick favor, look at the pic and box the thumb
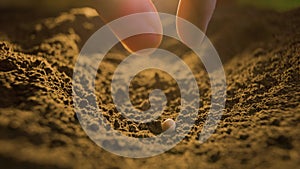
[94,0,162,53]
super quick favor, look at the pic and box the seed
[162,118,176,133]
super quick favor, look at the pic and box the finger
[177,0,216,46]
[94,0,162,53]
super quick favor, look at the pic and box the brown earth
[0,3,299,169]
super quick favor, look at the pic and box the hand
[93,0,217,52]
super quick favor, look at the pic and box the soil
[0,3,299,169]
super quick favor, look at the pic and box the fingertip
[122,33,162,53]
[176,18,206,47]
[94,0,162,53]
[177,0,216,46]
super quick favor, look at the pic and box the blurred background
[1,0,300,15]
